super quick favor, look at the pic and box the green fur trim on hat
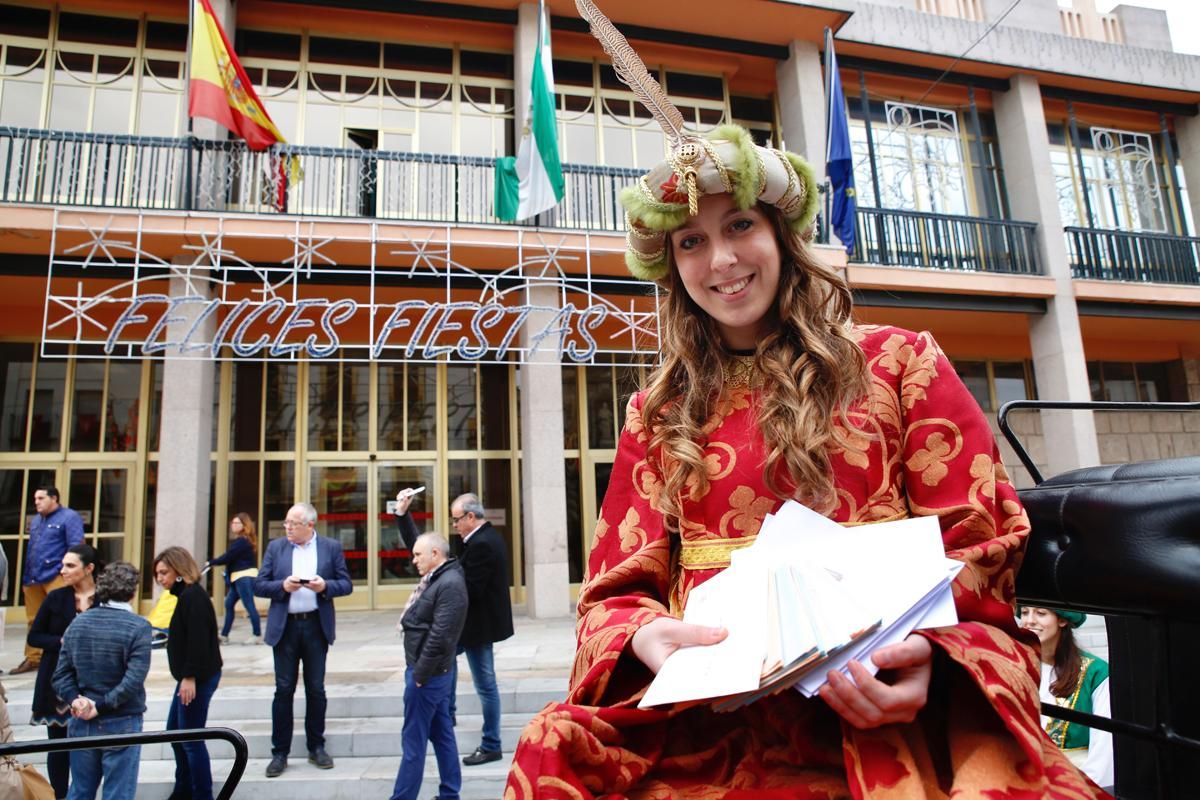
[619,184,689,232]
[710,123,759,211]
[785,151,820,235]
[625,249,668,281]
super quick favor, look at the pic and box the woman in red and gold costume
[505,5,1111,797]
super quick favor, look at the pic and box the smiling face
[1019,606,1066,650]
[669,194,782,351]
[230,516,244,537]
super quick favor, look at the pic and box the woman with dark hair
[154,546,222,800]
[28,542,100,798]
[1021,607,1113,787]
[208,512,262,644]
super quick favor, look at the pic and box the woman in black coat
[154,546,222,800]
[28,543,99,799]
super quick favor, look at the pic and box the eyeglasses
[451,514,466,524]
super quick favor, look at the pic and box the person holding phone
[393,487,426,578]
[254,503,353,779]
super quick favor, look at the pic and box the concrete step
[11,712,534,762]
[131,755,511,799]
[3,677,565,725]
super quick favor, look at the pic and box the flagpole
[184,0,195,210]
[186,0,194,133]
[823,28,834,244]
[823,27,832,166]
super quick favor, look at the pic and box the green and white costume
[1039,650,1112,788]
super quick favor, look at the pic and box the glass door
[309,463,370,609]
[376,461,437,608]
[308,460,437,609]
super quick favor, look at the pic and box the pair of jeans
[457,643,501,753]
[166,671,221,800]
[222,577,261,637]
[390,668,459,800]
[270,614,328,756]
[66,713,143,800]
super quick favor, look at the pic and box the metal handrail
[997,399,1200,484]
[0,727,248,800]
[1065,225,1200,285]
[852,205,1041,275]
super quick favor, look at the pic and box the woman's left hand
[179,677,196,706]
[817,633,933,729]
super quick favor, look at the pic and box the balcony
[1066,226,1200,286]
[0,126,641,232]
[850,206,1041,275]
[3,127,1056,283]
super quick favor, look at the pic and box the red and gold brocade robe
[506,326,1110,800]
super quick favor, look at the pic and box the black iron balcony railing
[0,126,642,232]
[3,126,1055,281]
[851,206,1041,274]
[1065,225,1200,285]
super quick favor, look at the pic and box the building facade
[0,0,1197,615]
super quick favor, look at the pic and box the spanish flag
[188,0,285,150]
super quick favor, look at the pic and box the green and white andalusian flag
[495,1,563,221]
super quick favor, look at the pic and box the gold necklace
[722,355,756,389]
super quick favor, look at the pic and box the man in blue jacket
[14,486,84,674]
[254,502,353,778]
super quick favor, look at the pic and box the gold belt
[678,535,757,570]
[677,512,910,570]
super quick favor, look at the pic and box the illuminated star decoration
[178,233,239,295]
[284,232,336,280]
[389,229,454,279]
[62,217,132,268]
[47,281,108,339]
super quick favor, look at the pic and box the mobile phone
[400,486,426,498]
[297,578,311,584]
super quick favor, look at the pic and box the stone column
[776,40,827,183]
[1173,108,1200,236]
[994,74,1099,475]
[517,282,571,618]
[153,266,216,567]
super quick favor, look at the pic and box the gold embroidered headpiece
[574,0,821,281]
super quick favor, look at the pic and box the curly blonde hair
[640,202,869,528]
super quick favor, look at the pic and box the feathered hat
[574,0,820,281]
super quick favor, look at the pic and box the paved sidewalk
[0,606,579,695]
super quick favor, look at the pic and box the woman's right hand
[630,617,728,674]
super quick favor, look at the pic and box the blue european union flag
[825,30,856,256]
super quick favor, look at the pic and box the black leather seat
[1015,456,1200,799]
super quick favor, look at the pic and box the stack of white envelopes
[639,501,963,709]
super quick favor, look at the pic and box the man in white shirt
[255,502,353,778]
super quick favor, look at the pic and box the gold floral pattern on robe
[506,326,1111,800]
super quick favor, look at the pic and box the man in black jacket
[449,492,514,766]
[390,532,467,800]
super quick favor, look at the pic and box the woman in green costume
[1020,607,1113,788]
